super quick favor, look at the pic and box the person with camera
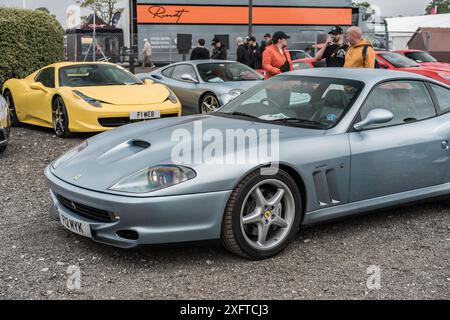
[315,26,348,68]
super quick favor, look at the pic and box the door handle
[442,140,449,150]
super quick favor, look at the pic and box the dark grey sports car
[137,60,263,114]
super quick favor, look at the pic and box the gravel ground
[0,126,449,300]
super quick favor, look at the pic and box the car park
[45,68,450,260]
[376,51,450,86]
[2,62,181,137]
[0,95,10,154]
[137,60,263,114]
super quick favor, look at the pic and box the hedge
[0,7,65,86]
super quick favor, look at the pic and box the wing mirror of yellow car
[144,79,154,85]
[30,82,48,93]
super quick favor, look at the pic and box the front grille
[98,113,178,128]
[55,194,115,223]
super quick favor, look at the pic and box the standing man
[262,31,293,80]
[315,26,348,67]
[260,33,272,54]
[344,26,375,68]
[211,37,227,60]
[248,36,262,69]
[142,38,153,68]
[190,39,210,60]
[236,37,250,66]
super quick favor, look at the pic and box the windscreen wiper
[272,118,327,128]
[228,112,260,119]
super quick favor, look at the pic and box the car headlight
[165,88,178,104]
[52,140,88,169]
[438,72,450,81]
[109,165,196,193]
[228,89,244,98]
[73,90,103,108]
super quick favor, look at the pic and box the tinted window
[171,64,197,81]
[59,64,141,87]
[161,66,174,78]
[379,53,420,68]
[35,68,55,88]
[197,63,262,82]
[430,84,450,113]
[360,81,436,129]
[404,51,437,63]
[290,51,309,60]
[293,62,311,70]
[219,76,363,129]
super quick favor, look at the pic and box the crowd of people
[144,26,376,79]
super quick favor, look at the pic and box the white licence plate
[130,110,161,120]
[59,210,92,238]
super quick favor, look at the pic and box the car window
[360,81,436,129]
[290,51,307,60]
[430,84,450,113]
[35,67,55,88]
[171,64,197,82]
[378,53,420,68]
[197,63,262,82]
[405,51,437,63]
[161,66,174,78]
[219,76,364,129]
[293,62,311,70]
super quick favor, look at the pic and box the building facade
[132,0,353,64]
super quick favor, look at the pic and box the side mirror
[30,82,47,92]
[144,79,154,85]
[180,74,198,83]
[354,108,394,131]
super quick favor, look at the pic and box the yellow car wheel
[3,91,21,127]
[52,97,72,138]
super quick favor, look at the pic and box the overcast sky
[0,0,434,26]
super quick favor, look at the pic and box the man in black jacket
[190,39,210,60]
[211,37,227,60]
[247,36,262,69]
[236,37,250,66]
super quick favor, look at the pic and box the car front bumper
[44,166,231,248]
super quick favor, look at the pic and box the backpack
[362,45,380,69]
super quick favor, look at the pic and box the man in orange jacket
[262,31,293,79]
[344,27,375,69]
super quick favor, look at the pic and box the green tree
[425,0,450,14]
[75,0,124,26]
[35,7,56,19]
[352,1,372,8]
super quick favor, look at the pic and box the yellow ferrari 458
[2,62,181,137]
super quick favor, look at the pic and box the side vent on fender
[313,168,341,206]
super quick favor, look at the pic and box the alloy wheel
[201,95,220,113]
[53,98,66,136]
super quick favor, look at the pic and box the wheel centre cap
[264,210,272,219]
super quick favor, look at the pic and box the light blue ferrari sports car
[45,68,450,259]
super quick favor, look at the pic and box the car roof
[46,61,115,68]
[285,68,433,84]
[166,60,242,67]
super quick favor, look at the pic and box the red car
[394,49,450,70]
[376,51,450,86]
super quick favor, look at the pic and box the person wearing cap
[248,36,262,69]
[236,37,250,66]
[190,39,210,60]
[211,37,227,60]
[142,38,153,68]
[262,31,293,80]
[315,26,348,68]
[260,33,272,54]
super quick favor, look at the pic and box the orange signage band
[137,4,353,26]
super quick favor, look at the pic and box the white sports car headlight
[109,165,196,193]
[52,140,88,169]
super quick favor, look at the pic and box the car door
[428,83,450,183]
[160,64,199,111]
[349,80,447,202]
[24,67,55,123]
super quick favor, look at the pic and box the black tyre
[199,93,220,114]
[3,91,21,127]
[52,96,72,138]
[0,144,6,154]
[221,169,302,260]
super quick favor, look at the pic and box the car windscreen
[197,63,263,83]
[404,51,437,63]
[216,75,364,130]
[59,64,143,87]
[379,53,420,68]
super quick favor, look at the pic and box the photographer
[315,26,348,68]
